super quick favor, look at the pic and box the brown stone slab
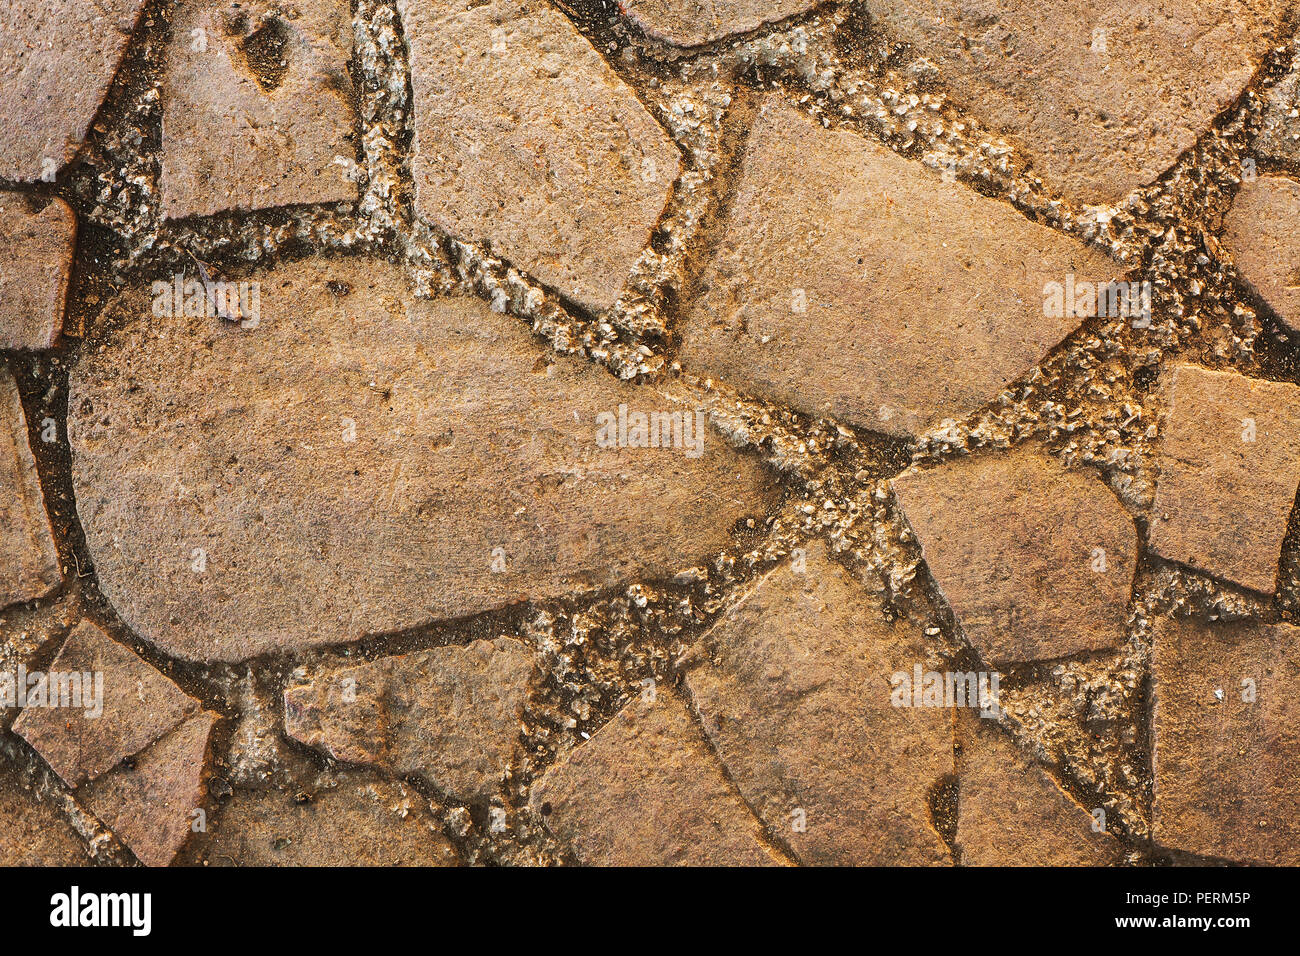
[892,450,1136,664]
[0,193,75,350]
[285,638,536,802]
[530,693,784,865]
[400,0,680,313]
[956,710,1122,866]
[1149,364,1300,594]
[0,763,92,865]
[0,0,148,181]
[1223,175,1300,334]
[684,545,953,865]
[677,97,1113,438]
[160,0,358,220]
[13,620,199,787]
[68,258,777,662]
[0,364,61,609]
[1151,615,1300,864]
[866,0,1287,206]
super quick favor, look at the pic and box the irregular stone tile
[83,711,217,867]
[0,763,91,865]
[160,0,357,220]
[684,546,952,865]
[13,620,199,787]
[1151,615,1300,864]
[678,97,1113,438]
[0,0,148,182]
[1257,62,1300,168]
[531,693,784,866]
[867,1,1287,207]
[285,638,535,802]
[189,778,459,866]
[623,0,819,47]
[399,0,680,313]
[0,364,61,609]
[1149,364,1300,594]
[69,258,776,662]
[956,711,1122,866]
[1223,175,1300,333]
[892,450,1136,664]
[0,194,75,350]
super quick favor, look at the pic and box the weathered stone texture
[190,778,459,866]
[0,0,148,181]
[623,0,819,47]
[0,364,61,609]
[531,693,784,865]
[1151,615,1300,864]
[0,194,75,350]
[685,546,952,865]
[956,711,1122,866]
[69,258,776,662]
[0,764,92,865]
[160,0,357,220]
[1222,175,1300,334]
[1148,364,1300,594]
[285,638,536,801]
[400,0,680,313]
[866,0,1288,206]
[1257,63,1300,168]
[678,97,1113,437]
[892,450,1136,664]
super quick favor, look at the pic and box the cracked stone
[285,637,536,802]
[160,0,358,220]
[1148,364,1300,594]
[0,0,148,181]
[1222,175,1300,335]
[0,763,91,865]
[82,710,217,867]
[892,450,1137,664]
[677,97,1112,438]
[623,0,820,47]
[1,364,61,610]
[1257,53,1300,169]
[0,194,75,350]
[1151,614,1300,864]
[867,0,1287,207]
[13,620,200,787]
[956,711,1122,866]
[531,693,784,865]
[69,257,776,662]
[189,777,459,866]
[400,0,680,313]
[684,545,953,865]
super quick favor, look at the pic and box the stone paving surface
[3,0,1300,868]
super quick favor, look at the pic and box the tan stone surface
[531,693,784,865]
[956,711,1122,866]
[677,97,1112,438]
[623,0,819,47]
[83,711,217,867]
[161,0,357,219]
[1151,615,1300,864]
[69,257,776,662]
[400,0,680,313]
[866,0,1287,207]
[1149,364,1300,594]
[1222,175,1300,334]
[13,620,199,787]
[0,0,147,181]
[0,363,60,609]
[0,763,91,865]
[285,638,536,801]
[191,778,459,866]
[892,450,1136,664]
[1257,65,1300,168]
[684,546,952,865]
[0,193,75,350]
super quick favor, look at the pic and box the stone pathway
[2,0,1299,867]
